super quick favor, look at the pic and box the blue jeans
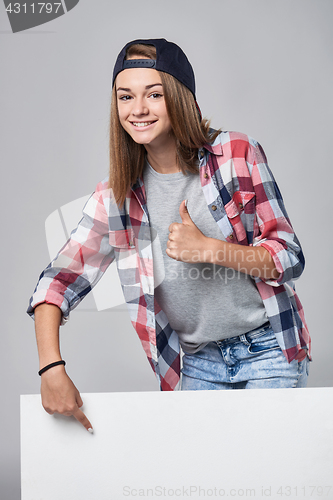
[181,323,309,390]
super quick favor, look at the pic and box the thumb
[76,391,84,408]
[179,200,194,225]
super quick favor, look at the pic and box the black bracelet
[38,360,66,376]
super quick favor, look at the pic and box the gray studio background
[1,0,332,498]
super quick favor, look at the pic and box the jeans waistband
[216,321,271,346]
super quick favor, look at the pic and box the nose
[132,97,149,116]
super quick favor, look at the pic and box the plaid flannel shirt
[28,131,311,391]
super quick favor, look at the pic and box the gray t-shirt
[143,162,267,354]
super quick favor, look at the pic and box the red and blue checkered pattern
[28,131,311,390]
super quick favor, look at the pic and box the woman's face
[115,67,173,151]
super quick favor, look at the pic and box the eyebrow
[116,83,163,92]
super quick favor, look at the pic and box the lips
[131,121,157,128]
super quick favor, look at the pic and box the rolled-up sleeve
[27,180,114,323]
[250,141,305,286]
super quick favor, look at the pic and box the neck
[145,136,179,174]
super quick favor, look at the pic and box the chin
[130,136,152,146]
[129,133,157,146]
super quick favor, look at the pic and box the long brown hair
[109,44,220,205]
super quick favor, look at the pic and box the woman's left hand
[166,200,280,281]
[166,200,209,263]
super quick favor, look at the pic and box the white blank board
[21,388,333,500]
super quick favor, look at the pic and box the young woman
[28,39,311,432]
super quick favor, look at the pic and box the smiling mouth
[131,121,156,127]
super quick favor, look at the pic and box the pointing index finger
[72,406,93,433]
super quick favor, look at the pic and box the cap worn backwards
[112,38,196,99]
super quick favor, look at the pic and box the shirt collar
[202,140,223,156]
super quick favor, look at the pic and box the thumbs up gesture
[166,200,209,263]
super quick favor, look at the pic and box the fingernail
[88,428,94,434]
[185,199,188,208]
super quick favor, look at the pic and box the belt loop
[240,334,251,347]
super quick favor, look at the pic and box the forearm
[167,201,280,281]
[204,238,280,280]
[34,303,63,370]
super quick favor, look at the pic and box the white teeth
[132,122,153,127]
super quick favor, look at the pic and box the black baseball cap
[112,38,196,99]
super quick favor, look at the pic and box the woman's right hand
[40,364,93,432]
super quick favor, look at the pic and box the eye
[149,92,163,99]
[118,95,132,101]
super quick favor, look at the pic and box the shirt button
[204,173,209,179]
[200,150,205,158]
[229,234,234,240]
[211,205,217,211]
[239,203,243,210]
